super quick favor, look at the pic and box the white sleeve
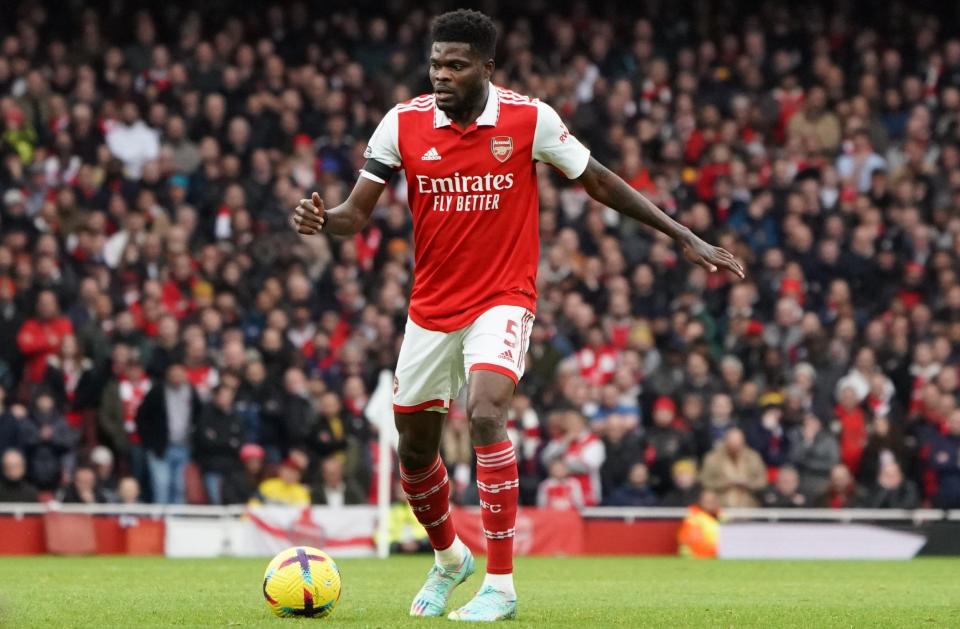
[532,101,591,179]
[360,106,402,183]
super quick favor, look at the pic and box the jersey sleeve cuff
[361,158,397,183]
[565,148,591,179]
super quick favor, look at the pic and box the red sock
[475,440,519,574]
[400,455,457,550]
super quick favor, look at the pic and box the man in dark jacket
[930,410,960,508]
[644,396,695,494]
[760,465,808,507]
[0,448,38,502]
[599,413,643,501]
[21,390,76,491]
[136,363,201,504]
[865,461,920,509]
[193,383,243,505]
[605,462,658,507]
[58,465,108,504]
[0,387,28,453]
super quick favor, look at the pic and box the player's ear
[483,59,494,80]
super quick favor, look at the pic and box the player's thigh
[393,317,461,414]
[462,304,535,386]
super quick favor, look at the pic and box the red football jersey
[362,84,590,332]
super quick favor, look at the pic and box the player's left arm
[578,157,744,278]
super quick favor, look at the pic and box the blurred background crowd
[1,0,960,513]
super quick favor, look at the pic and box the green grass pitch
[0,556,957,628]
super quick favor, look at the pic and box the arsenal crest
[490,136,513,162]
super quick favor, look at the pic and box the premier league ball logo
[490,136,513,163]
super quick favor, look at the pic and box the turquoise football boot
[409,547,476,617]
[447,585,517,622]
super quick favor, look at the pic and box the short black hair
[430,9,497,59]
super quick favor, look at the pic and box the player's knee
[467,399,509,444]
[397,438,438,472]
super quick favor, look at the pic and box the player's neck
[447,84,488,129]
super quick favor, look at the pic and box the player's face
[429,42,491,114]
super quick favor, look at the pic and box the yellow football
[262,546,342,618]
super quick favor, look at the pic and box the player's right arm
[291,105,402,237]
[292,180,384,236]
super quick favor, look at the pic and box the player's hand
[679,233,745,279]
[291,192,325,235]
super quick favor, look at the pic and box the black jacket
[0,478,39,502]
[136,383,202,456]
[192,403,244,474]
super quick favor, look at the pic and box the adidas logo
[498,349,514,361]
[421,147,442,161]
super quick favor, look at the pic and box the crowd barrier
[1,504,958,559]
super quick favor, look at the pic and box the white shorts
[393,305,535,413]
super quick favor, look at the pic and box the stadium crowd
[1,0,960,513]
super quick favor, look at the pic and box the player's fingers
[693,254,718,273]
[312,192,324,215]
[719,258,744,278]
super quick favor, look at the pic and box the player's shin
[399,455,464,568]
[475,440,519,596]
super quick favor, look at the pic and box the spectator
[98,349,153,484]
[643,396,695,494]
[90,445,119,502]
[815,464,867,509]
[105,102,160,179]
[0,449,38,502]
[257,457,310,507]
[137,363,201,504]
[661,459,702,507]
[0,388,28,453]
[16,291,74,387]
[222,443,266,505]
[43,334,98,437]
[117,476,142,504]
[929,410,960,508]
[836,129,887,192]
[787,85,841,154]
[536,458,584,510]
[21,390,76,491]
[858,416,913,487]
[745,403,790,474]
[58,465,108,504]
[761,465,808,508]
[193,383,243,505]
[599,413,644,501]
[310,456,366,507]
[834,384,868,476]
[695,393,738,457]
[700,428,767,508]
[865,461,920,509]
[788,414,839,497]
[540,410,606,506]
[606,462,658,507]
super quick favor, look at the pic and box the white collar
[434,82,500,129]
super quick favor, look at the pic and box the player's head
[429,9,497,114]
